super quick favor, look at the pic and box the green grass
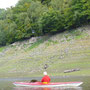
[28,36,49,50]
[29,39,43,49]
[69,28,89,40]
[46,40,58,46]
[0,47,5,52]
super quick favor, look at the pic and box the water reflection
[13,87,82,90]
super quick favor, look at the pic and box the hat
[43,71,47,75]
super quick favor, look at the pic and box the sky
[0,0,19,9]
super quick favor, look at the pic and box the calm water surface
[0,76,90,90]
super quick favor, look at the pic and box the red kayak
[13,82,83,87]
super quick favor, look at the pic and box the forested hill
[0,0,90,46]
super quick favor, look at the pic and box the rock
[64,68,80,73]
[29,37,38,44]
[44,64,48,69]
[0,52,4,57]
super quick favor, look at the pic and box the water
[0,76,90,90]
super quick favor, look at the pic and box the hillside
[0,25,90,78]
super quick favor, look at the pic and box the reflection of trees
[13,87,82,90]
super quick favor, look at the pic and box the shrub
[39,9,65,34]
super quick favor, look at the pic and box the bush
[64,0,90,29]
[39,9,65,34]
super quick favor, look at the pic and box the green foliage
[0,20,17,45]
[37,0,51,5]
[27,1,48,35]
[15,12,31,39]
[0,47,5,52]
[40,9,65,34]
[13,0,31,13]
[0,20,7,45]
[0,9,6,20]
[41,0,51,6]
[50,0,64,12]
[0,30,7,46]
[64,0,90,29]
[0,0,90,46]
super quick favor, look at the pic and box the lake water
[0,76,90,90]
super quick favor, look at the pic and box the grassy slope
[0,25,90,78]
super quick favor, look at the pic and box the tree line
[0,0,90,46]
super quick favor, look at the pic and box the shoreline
[0,72,90,78]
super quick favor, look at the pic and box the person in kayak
[41,71,51,84]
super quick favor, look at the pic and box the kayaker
[41,71,51,84]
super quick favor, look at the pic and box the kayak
[13,82,83,87]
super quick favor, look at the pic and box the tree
[12,0,31,14]
[50,0,64,12]
[15,12,28,39]
[39,9,65,34]
[64,0,90,29]
[0,9,6,20]
[27,1,48,35]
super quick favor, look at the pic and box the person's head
[43,71,47,75]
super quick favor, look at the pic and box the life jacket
[41,75,51,84]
